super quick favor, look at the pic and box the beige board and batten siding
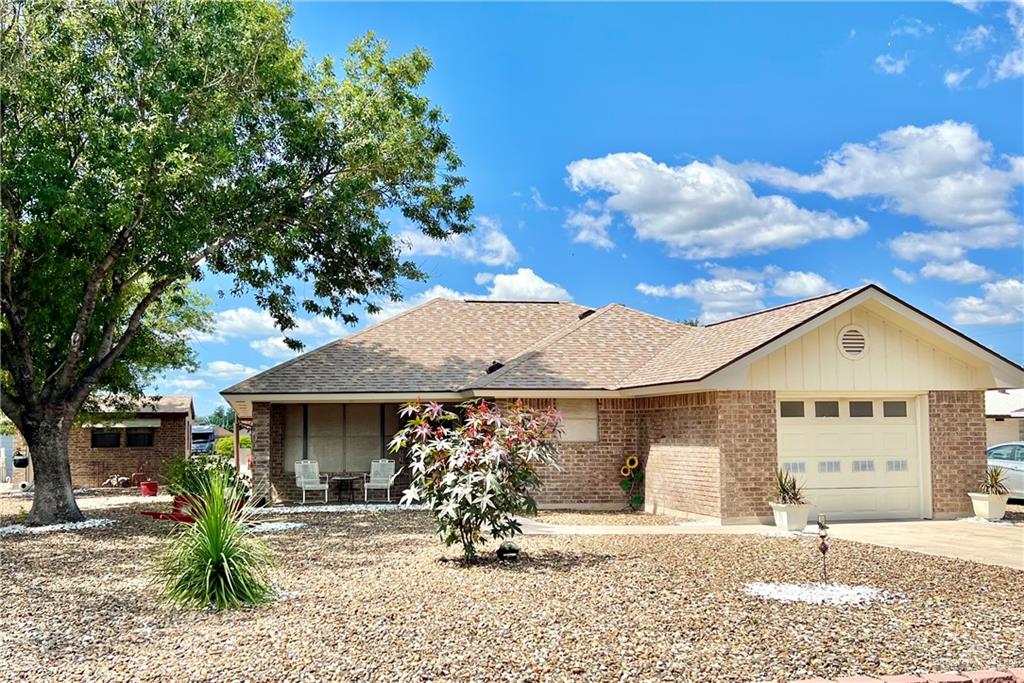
[745,300,994,393]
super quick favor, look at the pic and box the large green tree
[1,1,473,524]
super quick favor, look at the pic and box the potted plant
[769,468,811,531]
[968,467,1010,521]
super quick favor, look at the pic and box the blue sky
[155,1,1024,417]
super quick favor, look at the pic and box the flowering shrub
[390,399,562,560]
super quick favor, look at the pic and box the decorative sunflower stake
[618,455,644,511]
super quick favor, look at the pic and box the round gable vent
[838,325,868,360]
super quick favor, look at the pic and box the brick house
[15,395,195,488]
[221,285,1022,522]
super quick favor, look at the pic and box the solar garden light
[817,513,830,583]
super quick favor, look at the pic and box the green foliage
[214,435,251,458]
[205,406,236,430]
[391,400,561,561]
[164,451,245,498]
[1,0,473,521]
[979,467,1009,496]
[772,468,807,505]
[155,469,273,610]
[0,413,15,435]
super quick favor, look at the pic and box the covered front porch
[242,401,411,505]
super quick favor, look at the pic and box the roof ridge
[704,286,863,327]
[221,297,447,394]
[465,304,618,389]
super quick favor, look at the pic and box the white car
[987,442,1024,499]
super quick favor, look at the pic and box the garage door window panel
[849,401,874,418]
[780,401,805,418]
[883,401,908,418]
[814,401,840,418]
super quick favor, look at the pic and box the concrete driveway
[824,518,1023,571]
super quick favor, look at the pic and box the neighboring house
[14,395,194,488]
[221,285,1023,522]
[985,388,1024,446]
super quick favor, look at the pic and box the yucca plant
[979,467,1010,496]
[772,468,807,505]
[156,469,274,609]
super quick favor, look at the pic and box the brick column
[250,402,272,504]
[717,390,777,522]
[928,390,987,517]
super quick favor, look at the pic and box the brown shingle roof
[622,287,865,387]
[222,299,589,394]
[475,304,694,389]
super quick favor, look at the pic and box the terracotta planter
[139,480,159,497]
[968,492,1008,521]
[769,502,811,531]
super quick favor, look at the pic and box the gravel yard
[533,510,686,526]
[1,495,1021,682]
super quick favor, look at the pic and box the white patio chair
[364,459,396,502]
[295,460,328,504]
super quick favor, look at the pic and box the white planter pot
[967,492,1009,521]
[769,502,811,531]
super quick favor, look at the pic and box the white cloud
[889,224,1020,262]
[197,307,347,343]
[892,268,917,284]
[875,53,909,74]
[638,264,835,323]
[397,215,518,267]
[991,0,1024,81]
[160,378,212,391]
[772,271,835,298]
[950,0,981,12]
[891,17,934,38]
[530,187,556,211]
[943,67,973,88]
[949,279,1024,325]
[920,259,995,283]
[203,361,261,380]
[369,268,572,322]
[565,202,615,249]
[955,25,993,52]
[250,336,301,360]
[565,153,865,259]
[731,122,1024,256]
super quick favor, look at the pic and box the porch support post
[233,415,240,470]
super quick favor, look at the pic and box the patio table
[330,476,360,503]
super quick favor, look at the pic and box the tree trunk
[25,411,84,526]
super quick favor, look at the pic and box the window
[779,401,805,418]
[782,461,806,474]
[557,399,599,442]
[883,401,908,418]
[852,459,875,473]
[849,401,874,418]
[814,401,840,418]
[91,429,120,449]
[126,427,155,448]
[886,459,909,472]
[818,461,841,473]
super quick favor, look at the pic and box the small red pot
[139,480,159,497]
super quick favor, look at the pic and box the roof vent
[578,309,596,320]
[486,360,504,374]
[838,325,868,360]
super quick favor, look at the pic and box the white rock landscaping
[743,581,892,606]
[0,518,115,537]
[251,522,306,534]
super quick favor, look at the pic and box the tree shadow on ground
[436,549,614,573]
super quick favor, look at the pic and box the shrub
[214,435,251,458]
[979,467,1009,495]
[155,469,273,609]
[164,451,246,498]
[391,399,561,561]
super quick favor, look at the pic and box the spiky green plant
[156,470,273,609]
[979,467,1010,496]
[772,468,807,505]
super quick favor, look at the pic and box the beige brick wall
[11,415,189,488]
[929,390,987,517]
[636,393,721,518]
[716,390,777,521]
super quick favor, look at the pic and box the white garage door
[776,397,922,521]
